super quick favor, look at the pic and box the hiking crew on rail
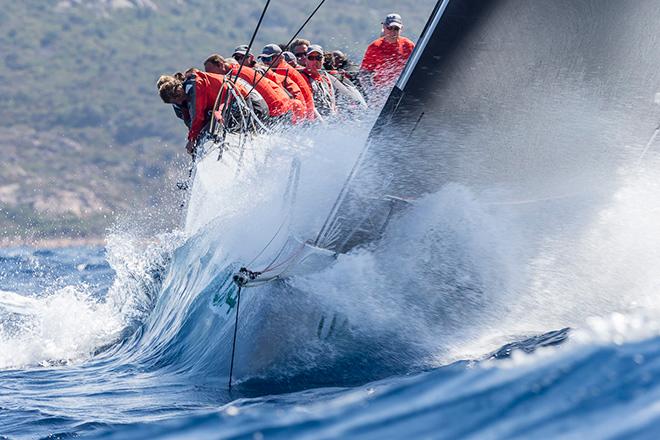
[157,13,415,155]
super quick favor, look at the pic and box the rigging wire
[234,0,272,83]
[214,0,329,386]
[245,215,289,268]
[244,0,328,99]
[261,242,306,273]
[637,121,660,165]
[209,0,272,135]
[214,0,331,285]
[228,285,242,390]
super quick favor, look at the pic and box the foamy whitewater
[1,117,660,439]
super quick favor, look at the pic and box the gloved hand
[186,139,196,155]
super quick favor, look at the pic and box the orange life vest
[271,59,316,120]
[230,65,292,117]
[263,69,306,122]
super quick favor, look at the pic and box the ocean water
[1,247,659,440]
[2,119,660,439]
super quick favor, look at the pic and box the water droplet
[225,405,240,416]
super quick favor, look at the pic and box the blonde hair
[156,75,173,89]
[157,75,184,103]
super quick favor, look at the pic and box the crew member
[158,73,191,127]
[232,45,256,68]
[359,13,415,95]
[214,57,294,127]
[158,70,251,154]
[300,45,336,118]
[259,44,316,120]
[204,54,270,122]
[282,51,298,68]
[257,44,309,122]
[333,50,360,85]
[290,38,311,67]
[323,52,336,71]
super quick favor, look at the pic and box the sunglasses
[307,55,323,61]
[295,52,306,58]
[260,55,274,62]
[385,25,401,31]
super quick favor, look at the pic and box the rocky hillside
[1,0,436,245]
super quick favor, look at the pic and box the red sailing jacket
[360,36,415,87]
[185,70,250,141]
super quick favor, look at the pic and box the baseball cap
[232,45,250,56]
[383,13,403,28]
[259,44,283,58]
[282,51,296,63]
[306,44,324,56]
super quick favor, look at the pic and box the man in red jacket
[203,54,294,127]
[259,44,316,121]
[360,13,415,98]
[232,45,256,68]
[158,70,251,154]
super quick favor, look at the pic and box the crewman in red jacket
[230,63,295,126]
[259,44,315,121]
[158,70,252,154]
[203,54,294,127]
[360,13,415,95]
[232,45,256,68]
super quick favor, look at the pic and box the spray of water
[0,286,123,368]
[1,111,658,382]
[0,231,182,369]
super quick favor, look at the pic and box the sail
[316,0,660,253]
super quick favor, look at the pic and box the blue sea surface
[0,245,659,439]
